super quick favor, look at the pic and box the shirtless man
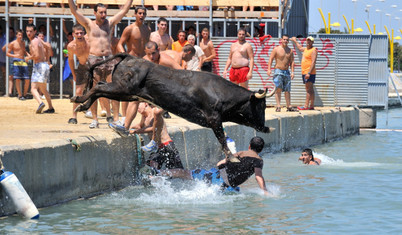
[142,136,270,195]
[223,28,254,89]
[149,17,173,51]
[6,29,30,100]
[162,44,195,68]
[116,6,151,130]
[267,34,295,112]
[299,148,321,165]
[199,27,216,72]
[117,6,150,57]
[132,102,184,170]
[68,0,132,128]
[25,24,55,114]
[37,32,53,69]
[67,24,90,124]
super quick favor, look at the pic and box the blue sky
[309,0,402,36]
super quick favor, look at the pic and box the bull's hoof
[74,104,87,112]
[268,127,276,133]
[228,155,240,163]
[70,96,78,103]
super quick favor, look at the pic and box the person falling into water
[299,148,321,165]
[141,136,270,195]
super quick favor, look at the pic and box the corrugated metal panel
[212,37,336,107]
[368,35,388,106]
[285,0,308,37]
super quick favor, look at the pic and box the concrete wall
[0,107,360,217]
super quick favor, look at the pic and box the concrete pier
[0,98,362,217]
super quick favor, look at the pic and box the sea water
[1,108,402,234]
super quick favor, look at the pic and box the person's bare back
[162,50,182,66]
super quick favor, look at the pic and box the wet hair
[72,24,85,33]
[157,17,167,24]
[302,148,314,160]
[250,136,265,153]
[145,41,158,50]
[238,28,246,34]
[94,3,106,12]
[135,6,147,14]
[26,23,36,31]
[182,44,195,54]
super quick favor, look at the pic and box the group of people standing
[0,1,319,195]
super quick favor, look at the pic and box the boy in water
[299,148,321,165]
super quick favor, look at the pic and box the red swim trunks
[229,66,250,84]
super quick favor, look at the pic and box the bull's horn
[255,88,267,99]
[266,86,276,98]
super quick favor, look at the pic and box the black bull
[72,53,276,160]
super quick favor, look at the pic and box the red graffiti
[213,37,334,90]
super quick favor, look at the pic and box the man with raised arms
[223,28,254,89]
[149,17,173,51]
[25,24,55,114]
[199,27,216,72]
[67,24,90,124]
[68,0,133,128]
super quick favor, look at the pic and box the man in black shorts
[141,136,270,195]
[67,24,90,124]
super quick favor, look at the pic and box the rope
[179,127,190,169]
[134,134,142,166]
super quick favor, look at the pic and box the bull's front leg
[212,124,240,163]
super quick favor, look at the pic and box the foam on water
[135,177,245,205]
[314,152,382,167]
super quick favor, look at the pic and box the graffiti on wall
[213,36,334,91]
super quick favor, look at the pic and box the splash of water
[314,152,382,167]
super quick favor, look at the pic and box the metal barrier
[212,34,388,107]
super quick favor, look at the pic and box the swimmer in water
[299,148,321,165]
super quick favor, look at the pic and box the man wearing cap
[290,36,318,110]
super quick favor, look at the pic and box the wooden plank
[2,6,278,18]
[1,0,278,7]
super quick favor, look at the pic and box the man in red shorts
[223,28,254,89]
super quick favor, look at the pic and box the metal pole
[5,0,9,96]
[59,19,63,99]
[46,17,50,92]
[209,0,213,38]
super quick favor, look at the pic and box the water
[2,108,402,234]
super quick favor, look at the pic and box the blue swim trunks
[31,62,49,83]
[273,69,291,92]
[12,58,29,80]
[192,168,240,193]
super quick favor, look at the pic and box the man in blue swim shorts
[141,137,270,195]
[267,34,297,112]
[25,24,55,114]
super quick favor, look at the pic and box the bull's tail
[86,53,131,90]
